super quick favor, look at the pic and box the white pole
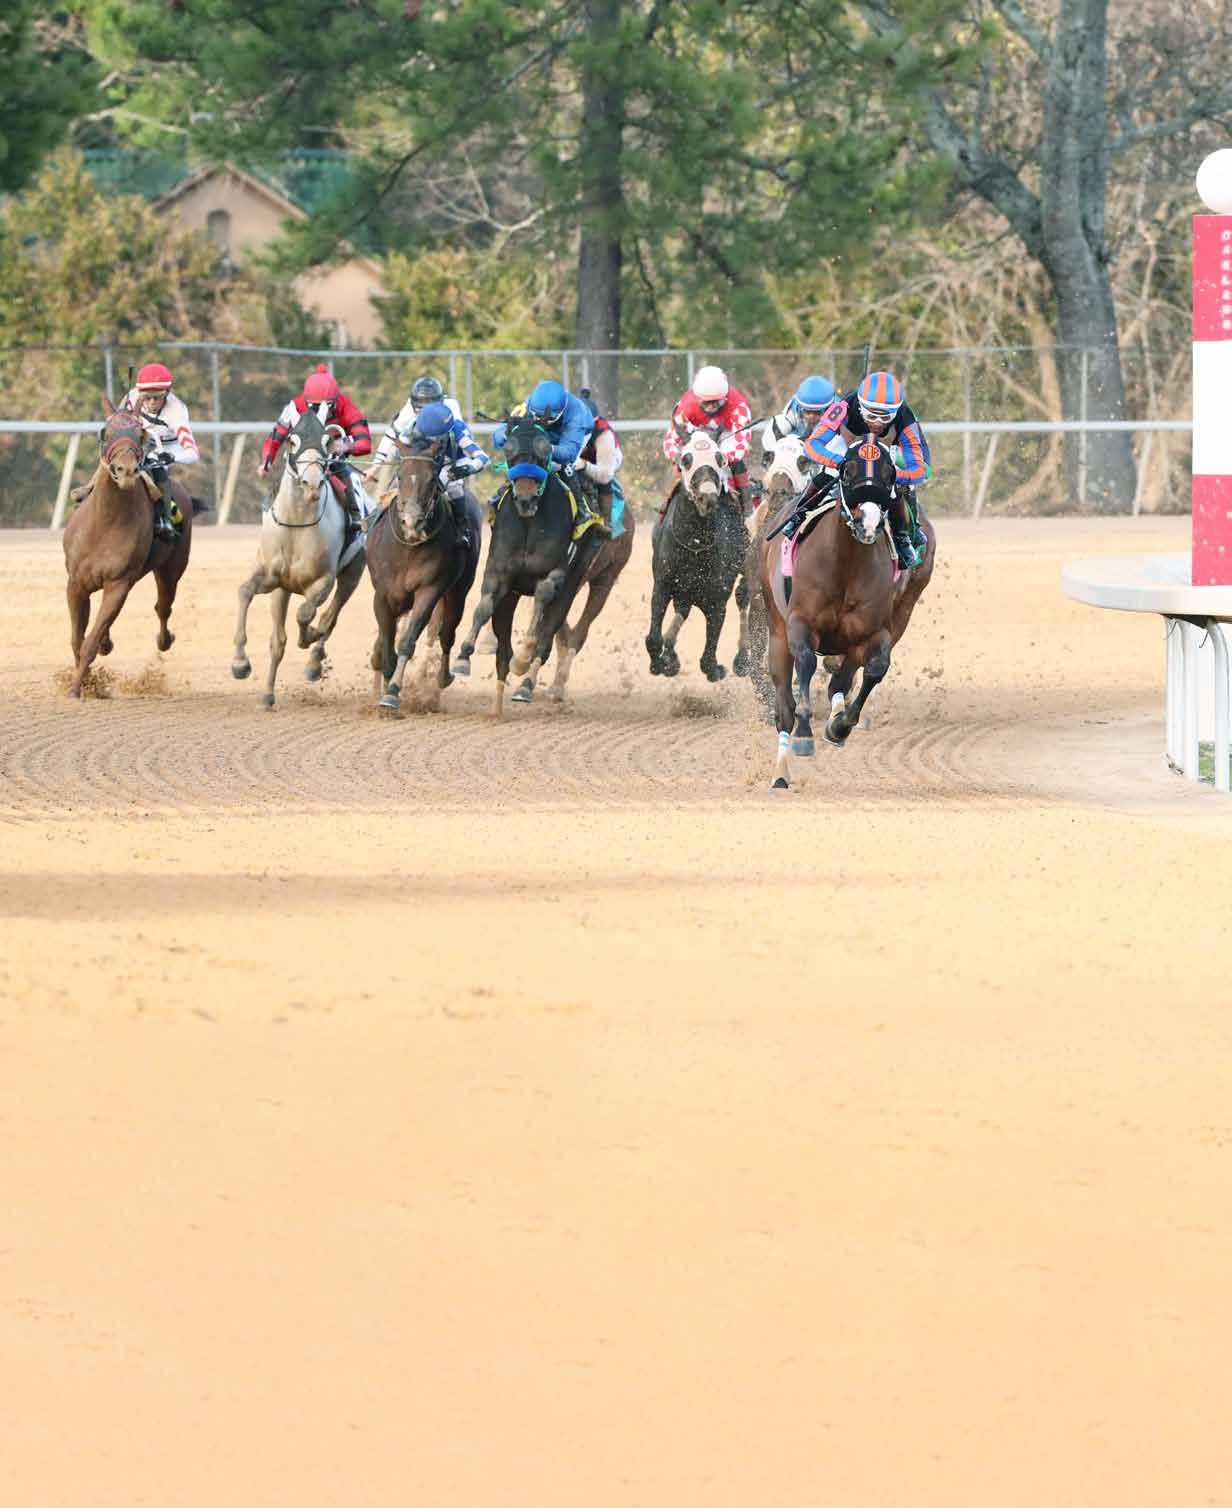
[1131,430,1155,517]
[1212,620,1231,793]
[971,433,999,518]
[51,432,82,529]
[1165,618,1181,770]
[218,434,247,524]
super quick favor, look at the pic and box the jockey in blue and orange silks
[784,369,931,569]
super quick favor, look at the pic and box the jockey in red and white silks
[123,361,199,540]
[663,364,754,509]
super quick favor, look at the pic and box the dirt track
[4,517,1232,1506]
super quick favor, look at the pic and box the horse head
[763,434,816,506]
[838,437,897,546]
[99,398,144,489]
[679,430,729,516]
[503,415,554,518]
[284,407,330,497]
[392,438,444,544]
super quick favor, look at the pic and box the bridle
[270,426,332,528]
[101,419,143,484]
[388,451,445,548]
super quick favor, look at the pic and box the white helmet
[692,365,729,404]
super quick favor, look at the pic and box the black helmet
[410,375,445,411]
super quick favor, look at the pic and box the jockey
[395,399,488,550]
[122,362,199,541]
[663,365,754,512]
[492,379,603,532]
[761,374,843,465]
[259,363,372,544]
[839,371,930,569]
[575,389,625,536]
[370,373,483,477]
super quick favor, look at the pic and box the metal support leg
[1182,619,1200,781]
[1165,617,1181,772]
[51,433,82,529]
[1211,620,1230,794]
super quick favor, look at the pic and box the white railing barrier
[1,417,1196,529]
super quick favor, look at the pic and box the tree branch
[1109,88,1232,153]
[923,95,1044,258]
[989,0,1051,61]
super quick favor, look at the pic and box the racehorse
[62,397,204,698]
[366,441,481,712]
[759,436,935,789]
[451,415,602,716]
[231,407,367,708]
[510,494,637,706]
[646,430,747,682]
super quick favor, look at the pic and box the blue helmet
[528,379,567,425]
[412,401,454,444]
[793,375,837,411]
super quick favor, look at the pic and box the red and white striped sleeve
[719,390,753,464]
[663,405,686,462]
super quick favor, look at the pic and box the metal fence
[0,342,1194,526]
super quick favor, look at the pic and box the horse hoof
[822,655,844,674]
[733,650,749,677]
[770,776,790,791]
[100,636,114,656]
[260,693,275,709]
[545,685,563,703]
[439,672,455,690]
[451,658,471,678]
[157,632,174,653]
[511,680,534,704]
[232,661,252,680]
[304,663,322,683]
[824,717,850,746]
[649,659,663,675]
[662,653,680,677]
[67,685,82,701]
[379,691,401,711]
[791,737,815,757]
[705,664,727,683]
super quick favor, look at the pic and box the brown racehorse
[366,447,481,712]
[62,397,201,698]
[759,437,935,789]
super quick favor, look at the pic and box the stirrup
[892,533,919,569]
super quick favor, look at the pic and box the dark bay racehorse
[366,441,481,712]
[63,397,204,697]
[646,430,746,682]
[759,437,936,789]
[451,415,602,717]
[512,502,637,706]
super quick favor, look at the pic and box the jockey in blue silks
[493,379,603,532]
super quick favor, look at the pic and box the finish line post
[1193,151,1232,586]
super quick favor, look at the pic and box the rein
[388,482,444,548]
[270,452,329,528]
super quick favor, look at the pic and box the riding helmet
[691,365,729,403]
[792,374,836,411]
[412,401,455,443]
[528,379,568,424]
[304,363,340,404]
[136,362,173,391]
[857,370,904,419]
[410,374,445,410]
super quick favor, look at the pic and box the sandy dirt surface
[3,516,1231,1506]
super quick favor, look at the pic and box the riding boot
[151,472,177,541]
[900,487,927,553]
[889,492,920,569]
[568,476,607,537]
[450,494,473,552]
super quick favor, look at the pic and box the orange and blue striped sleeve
[895,421,930,484]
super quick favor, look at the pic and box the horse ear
[101,392,115,417]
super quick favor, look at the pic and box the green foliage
[0,4,98,192]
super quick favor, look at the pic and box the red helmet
[303,363,339,404]
[136,362,173,391]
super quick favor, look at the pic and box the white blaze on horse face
[681,431,730,502]
[858,501,882,541]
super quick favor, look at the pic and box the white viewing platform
[1062,552,1232,791]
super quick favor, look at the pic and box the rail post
[218,434,247,525]
[210,347,222,514]
[51,433,82,529]
[1212,620,1231,793]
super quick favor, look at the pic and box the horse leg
[645,577,672,675]
[698,596,730,683]
[767,613,796,790]
[512,567,565,680]
[232,564,274,680]
[261,588,291,708]
[381,585,447,711]
[490,592,517,719]
[787,613,819,756]
[153,565,179,654]
[733,570,751,677]
[66,581,90,667]
[660,606,688,678]
[454,580,500,678]
[829,632,892,743]
[436,583,465,690]
[547,567,615,702]
[295,569,336,650]
[371,594,399,703]
[69,578,134,698]
[306,551,364,682]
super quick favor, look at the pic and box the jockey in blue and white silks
[492,380,603,530]
[761,374,846,471]
[396,400,487,550]
[371,373,487,479]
